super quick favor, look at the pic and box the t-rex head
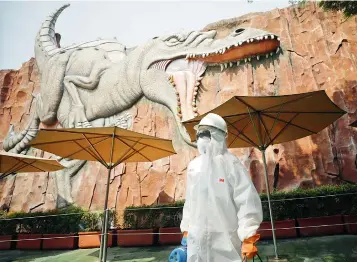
[140,27,280,121]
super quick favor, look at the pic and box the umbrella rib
[108,128,116,168]
[113,138,143,166]
[257,113,272,146]
[115,146,146,165]
[61,136,110,166]
[1,161,27,178]
[247,107,263,148]
[226,119,259,148]
[267,104,283,143]
[72,140,107,167]
[116,136,151,162]
[261,112,317,134]
[266,113,302,147]
[1,159,35,176]
[30,135,109,147]
[82,134,109,167]
[261,92,314,112]
[119,137,175,154]
[184,112,249,124]
[263,111,345,114]
[234,96,258,111]
[1,159,45,178]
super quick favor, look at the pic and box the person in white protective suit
[180,113,263,262]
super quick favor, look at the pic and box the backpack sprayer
[168,235,187,262]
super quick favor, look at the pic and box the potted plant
[0,210,15,250]
[13,211,44,250]
[344,214,357,234]
[78,210,114,249]
[42,206,84,250]
[259,193,297,239]
[117,205,155,247]
[297,215,344,237]
[157,201,184,245]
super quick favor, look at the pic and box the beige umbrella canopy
[183,90,346,260]
[0,151,64,179]
[29,126,176,262]
[184,90,346,149]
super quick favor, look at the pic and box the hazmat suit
[180,113,263,262]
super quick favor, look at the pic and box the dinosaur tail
[35,4,70,72]
[3,112,40,154]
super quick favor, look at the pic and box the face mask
[197,136,211,155]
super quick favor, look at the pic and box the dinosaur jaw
[149,36,280,122]
[186,37,280,70]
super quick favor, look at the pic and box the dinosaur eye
[235,28,245,34]
[153,36,158,39]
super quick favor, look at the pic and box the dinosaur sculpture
[4,4,281,155]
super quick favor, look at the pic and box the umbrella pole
[99,167,112,262]
[261,149,279,259]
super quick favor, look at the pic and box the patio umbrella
[29,126,176,262]
[183,90,346,260]
[0,151,64,179]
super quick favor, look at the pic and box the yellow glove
[241,234,260,259]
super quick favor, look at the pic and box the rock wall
[1,2,357,213]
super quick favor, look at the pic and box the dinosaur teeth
[194,91,198,96]
[194,86,199,91]
[239,41,243,45]
[276,47,280,53]
[237,61,240,66]
[257,55,260,60]
[192,102,196,107]
[220,64,224,71]
[229,62,233,67]
[245,58,247,63]
[193,107,198,113]
[194,113,199,117]
[278,37,281,41]
[270,52,274,56]
[224,63,228,69]
[195,81,200,87]
[264,35,269,40]
[248,57,251,61]
[235,43,239,47]
[271,35,275,39]
[266,54,269,58]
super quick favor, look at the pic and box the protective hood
[196,126,227,157]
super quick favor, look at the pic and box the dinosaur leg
[63,63,110,128]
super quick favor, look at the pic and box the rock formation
[1,2,357,213]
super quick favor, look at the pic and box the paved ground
[0,235,356,262]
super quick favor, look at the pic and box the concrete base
[267,256,289,262]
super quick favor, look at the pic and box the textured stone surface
[1,3,357,214]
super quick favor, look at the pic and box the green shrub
[0,210,16,235]
[79,210,116,232]
[122,184,357,229]
[0,205,85,234]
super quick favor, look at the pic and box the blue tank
[168,246,187,262]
